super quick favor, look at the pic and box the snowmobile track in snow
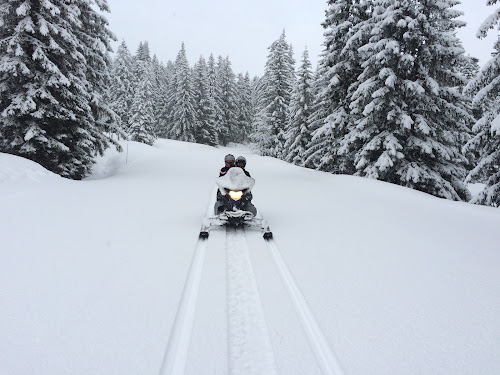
[158,237,208,375]
[266,239,344,375]
[226,226,279,375]
[159,197,343,375]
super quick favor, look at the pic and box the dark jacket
[219,166,231,177]
[220,165,251,177]
[240,168,251,177]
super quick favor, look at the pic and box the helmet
[235,156,246,167]
[224,154,235,166]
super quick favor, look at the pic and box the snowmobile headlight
[228,190,243,201]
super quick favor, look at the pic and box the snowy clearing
[1,139,499,375]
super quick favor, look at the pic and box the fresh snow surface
[1,139,499,375]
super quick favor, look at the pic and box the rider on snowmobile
[219,154,235,177]
[215,154,256,216]
[235,156,251,177]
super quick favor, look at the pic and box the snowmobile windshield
[216,167,255,195]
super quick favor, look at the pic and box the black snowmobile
[200,167,272,239]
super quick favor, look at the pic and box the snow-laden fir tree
[251,31,295,157]
[463,0,500,206]
[234,72,254,142]
[458,55,481,83]
[283,48,314,165]
[157,60,175,138]
[128,59,156,145]
[345,0,472,200]
[150,55,169,137]
[135,41,151,63]
[108,41,135,131]
[0,0,121,179]
[305,0,371,173]
[192,56,218,146]
[206,54,227,145]
[215,56,238,145]
[167,43,197,142]
[78,1,124,142]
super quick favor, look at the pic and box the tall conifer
[284,48,314,165]
[463,0,500,206]
[0,0,120,179]
[251,31,295,157]
[345,0,472,200]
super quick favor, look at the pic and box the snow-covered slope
[1,139,499,375]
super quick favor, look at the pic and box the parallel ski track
[158,187,218,375]
[158,185,344,375]
[158,236,208,375]
[265,238,344,375]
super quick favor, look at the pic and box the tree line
[1,0,500,207]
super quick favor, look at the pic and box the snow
[1,139,500,375]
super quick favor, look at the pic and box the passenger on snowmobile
[235,156,251,177]
[219,154,235,177]
[214,166,257,218]
[217,154,236,204]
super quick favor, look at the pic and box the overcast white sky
[105,0,499,77]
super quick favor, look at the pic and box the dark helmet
[224,154,235,166]
[236,156,246,167]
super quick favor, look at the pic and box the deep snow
[1,139,499,375]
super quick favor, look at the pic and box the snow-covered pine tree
[463,0,500,206]
[207,54,226,145]
[108,41,135,131]
[251,31,295,158]
[128,60,156,145]
[304,0,370,173]
[77,0,124,144]
[345,0,472,200]
[234,72,253,142]
[157,60,175,138]
[215,56,238,145]
[458,55,481,83]
[283,48,314,165]
[249,74,272,154]
[167,43,197,142]
[150,55,168,137]
[135,41,151,63]
[0,0,120,179]
[192,56,218,146]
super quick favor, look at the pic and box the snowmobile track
[266,239,344,375]
[159,195,342,375]
[226,226,279,375]
[158,237,208,375]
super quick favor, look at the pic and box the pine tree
[251,31,295,157]
[157,60,175,138]
[0,0,120,179]
[150,55,168,137]
[128,60,156,145]
[135,41,151,63]
[215,56,238,145]
[192,56,218,145]
[463,0,500,206]
[458,55,481,83]
[344,0,472,200]
[108,41,135,131]
[207,54,226,145]
[168,43,197,142]
[234,72,253,142]
[305,0,370,173]
[284,48,314,165]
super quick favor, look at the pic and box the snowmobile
[200,167,272,239]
